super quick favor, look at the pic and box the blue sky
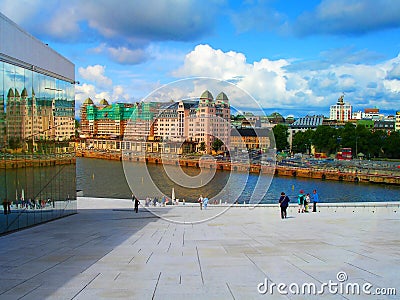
[1,0,400,117]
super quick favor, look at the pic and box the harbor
[76,157,400,203]
[77,150,400,185]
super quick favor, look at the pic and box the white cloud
[172,44,400,112]
[107,46,150,65]
[78,65,112,88]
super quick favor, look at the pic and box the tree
[368,130,387,158]
[292,129,314,154]
[273,124,289,152]
[382,131,400,159]
[199,142,206,152]
[212,138,223,152]
[312,126,339,155]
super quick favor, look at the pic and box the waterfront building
[396,111,400,132]
[151,90,231,153]
[81,90,231,154]
[330,94,352,122]
[0,12,76,233]
[79,99,136,138]
[230,128,271,152]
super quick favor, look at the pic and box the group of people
[278,189,320,219]
[197,195,209,210]
[132,194,186,213]
[2,198,56,214]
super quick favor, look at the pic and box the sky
[1,0,400,118]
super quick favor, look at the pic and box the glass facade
[0,61,77,234]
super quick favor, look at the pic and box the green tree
[368,130,387,158]
[212,138,223,152]
[339,123,372,158]
[292,129,315,154]
[382,131,400,159]
[312,126,339,155]
[199,142,206,152]
[273,124,289,152]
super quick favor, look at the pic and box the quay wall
[0,156,76,169]
[76,150,400,185]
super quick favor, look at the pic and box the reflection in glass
[0,61,76,234]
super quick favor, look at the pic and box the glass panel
[0,60,76,234]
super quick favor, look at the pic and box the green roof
[216,92,228,101]
[200,90,213,100]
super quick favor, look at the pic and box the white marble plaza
[0,197,399,299]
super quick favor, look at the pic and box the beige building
[330,94,352,122]
[6,87,74,150]
[80,90,231,154]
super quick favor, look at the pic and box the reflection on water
[76,157,400,203]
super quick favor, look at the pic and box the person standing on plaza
[132,194,140,213]
[312,189,320,212]
[2,199,8,215]
[278,192,290,219]
[305,193,311,212]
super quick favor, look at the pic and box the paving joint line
[345,262,382,277]
[146,252,154,264]
[226,282,236,300]
[0,255,74,296]
[287,260,323,284]
[71,272,101,299]
[152,272,161,300]
[196,246,204,285]
[345,249,378,261]
[18,283,42,300]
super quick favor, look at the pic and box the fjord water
[76,157,400,203]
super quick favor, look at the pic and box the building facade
[0,12,76,233]
[230,128,271,152]
[81,90,231,154]
[330,95,352,122]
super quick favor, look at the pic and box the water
[76,157,400,203]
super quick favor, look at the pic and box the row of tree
[273,123,400,159]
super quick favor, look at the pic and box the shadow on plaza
[0,203,175,299]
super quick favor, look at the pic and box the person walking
[132,194,140,213]
[297,190,305,213]
[203,197,209,209]
[312,189,319,212]
[278,192,290,219]
[198,195,203,210]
